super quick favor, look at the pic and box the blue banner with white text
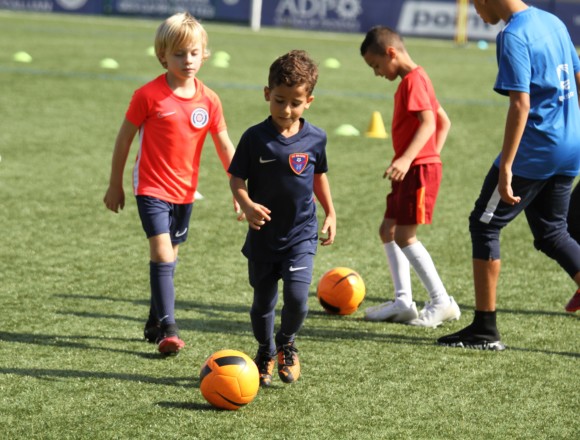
[2,0,580,45]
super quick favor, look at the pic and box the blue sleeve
[494,32,531,96]
[315,148,328,174]
[314,130,328,174]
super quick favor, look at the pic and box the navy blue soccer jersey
[228,117,328,262]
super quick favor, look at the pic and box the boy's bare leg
[473,259,500,311]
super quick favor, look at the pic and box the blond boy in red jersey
[104,12,239,355]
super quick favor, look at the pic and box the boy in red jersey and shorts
[360,26,458,328]
[104,12,240,355]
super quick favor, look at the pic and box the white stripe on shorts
[479,185,502,224]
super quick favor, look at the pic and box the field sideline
[0,10,578,440]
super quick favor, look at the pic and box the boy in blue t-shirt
[439,0,580,350]
[229,50,336,385]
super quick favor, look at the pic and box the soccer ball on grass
[199,349,259,410]
[317,267,366,315]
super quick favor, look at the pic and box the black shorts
[248,253,314,288]
[136,195,193,245]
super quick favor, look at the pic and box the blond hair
[154,12,209,67]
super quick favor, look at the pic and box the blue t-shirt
[494,7,580,179]
[228,117,328,262]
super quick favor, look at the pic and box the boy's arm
[229,176,271,230]
[212,130,242,216]
[313,173,336,246]
[103,118,139,213]
[212,130,236,174]
[384,109,435,182]
[498,90,530,205]
[435,106,451,154]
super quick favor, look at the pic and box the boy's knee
[534,231,580,277]
[469,214,501,260]
[379,223,393,243]
[251,302,275,317]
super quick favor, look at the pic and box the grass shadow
[0,331,160,359]
[0,367,194,387]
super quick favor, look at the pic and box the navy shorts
[248,253,315,288]
[136,195,193,245]
[470,165,575,261]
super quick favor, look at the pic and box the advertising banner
[1,0,580,45]
[396,0,502,40]
[108,0,250,22]
[551,0,580,45]
[0,0,251,21]
[0,0,101,14]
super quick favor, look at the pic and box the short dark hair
[268,50,319,95]
[360,26,404,56]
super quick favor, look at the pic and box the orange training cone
[365,111,388,139]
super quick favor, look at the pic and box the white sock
[401,241,449,304]
[384,241,412,306]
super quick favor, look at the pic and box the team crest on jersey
[289,153,309,175]
[190,108,209,128]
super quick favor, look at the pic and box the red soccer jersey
[126,74,227,204]
[392,66,441,166]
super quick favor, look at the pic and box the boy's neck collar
[503,2,529,22]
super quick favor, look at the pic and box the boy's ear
[264,86,270,101]
[386,46,397,59]
[158,54,168,69]
[304,95,315,108]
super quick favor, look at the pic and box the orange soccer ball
[317,267,366,315]
[199,349,259,410]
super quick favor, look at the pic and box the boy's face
[160,40,204,80]
[264,83,314,133]
[363,49,398,81]
[472,0,502,25]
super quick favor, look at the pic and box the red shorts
[385,163,442,225]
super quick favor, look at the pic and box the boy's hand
[233,198,245,221]
[243,203,271,230]
[384,157,412,182]
[319,215,336,246]
[103,186,125,213]
[498,168,521,205]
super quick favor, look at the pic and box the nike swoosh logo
[157,111,176,118]
[289,266,307,272]
[259,157,276,164]
[175,228,188,237]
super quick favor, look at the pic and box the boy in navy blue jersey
[229,50,336,385]
[439,0,580,350]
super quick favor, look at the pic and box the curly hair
[268,50,319,95]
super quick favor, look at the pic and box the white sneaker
[408,296,461,328]
[364,299,419,323]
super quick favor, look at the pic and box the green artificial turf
[0,10,578,440]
